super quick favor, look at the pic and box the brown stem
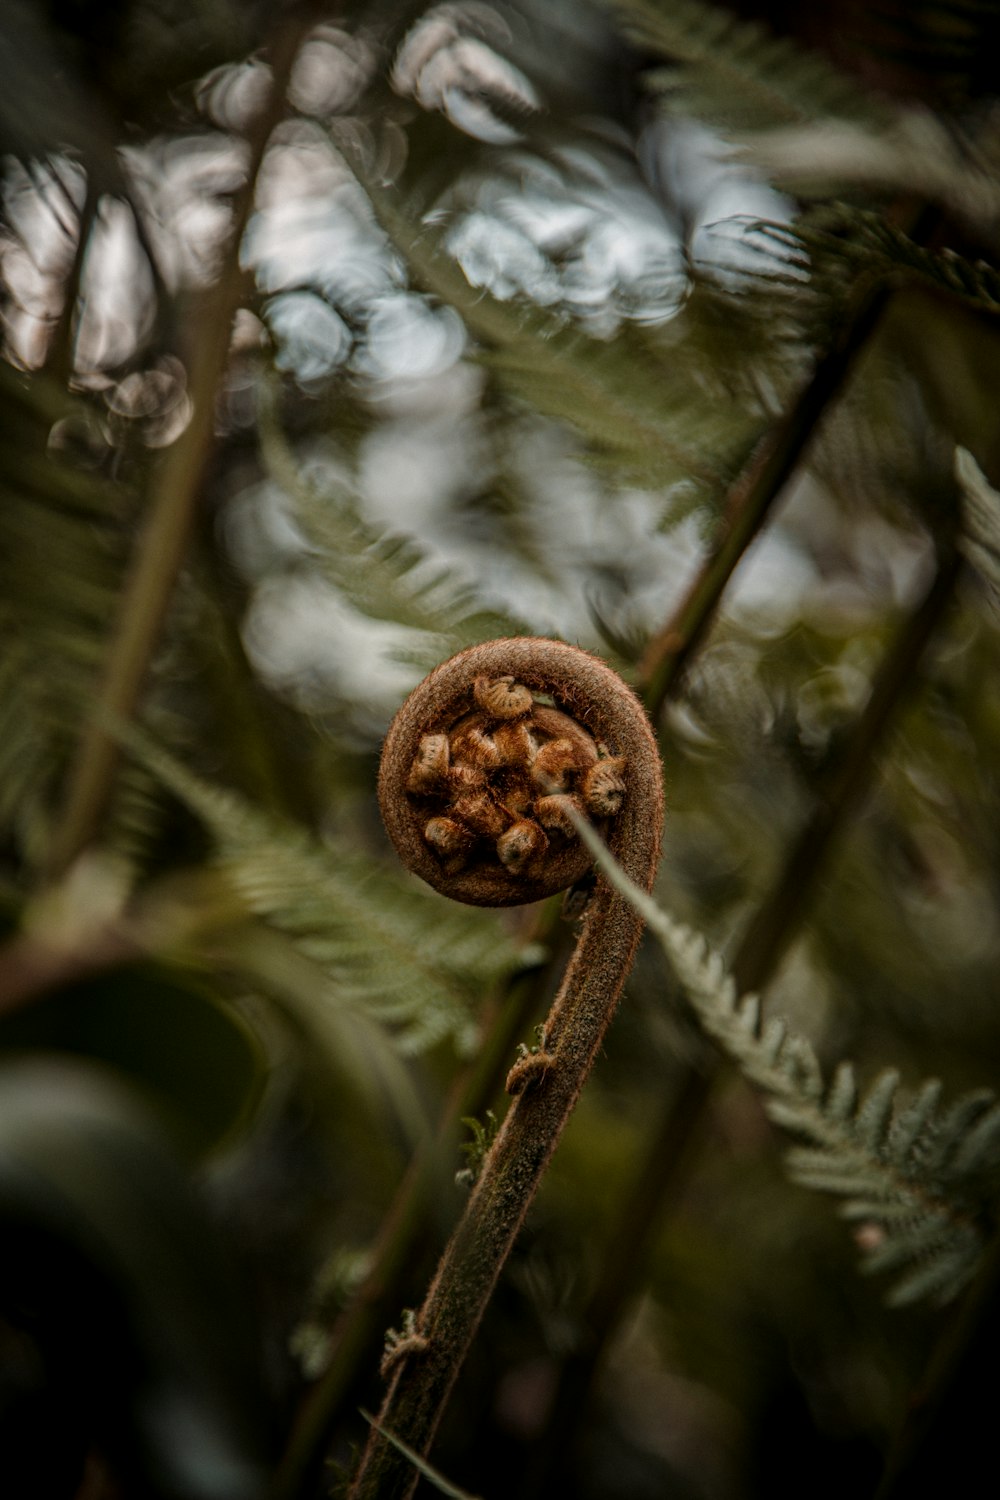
[273,919,556,1500]
[637,273,888,716]
[44,12,309,879]
[525,546,962,1493]
[349,637,663,1499]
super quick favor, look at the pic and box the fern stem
[527,544,962,1490]
[44,12,309,878]
[732,544,962,990]
[637,274,889,716]
[273,915,556,1500]
[348,638,663,1499]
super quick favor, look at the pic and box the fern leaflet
[574,813,996,1306]
[609,0,884,132]
[123,732,531,1057]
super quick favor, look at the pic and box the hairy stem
[349,638,663,1499]
[274,915,556,1500]
[526,546,962,1492]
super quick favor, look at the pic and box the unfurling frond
[574,815,996,1306]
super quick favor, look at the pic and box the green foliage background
[2,1,1000,1496]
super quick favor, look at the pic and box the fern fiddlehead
[351,637,663,1498]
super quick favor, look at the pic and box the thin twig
[45,13,309,878]
[636,274,888,716]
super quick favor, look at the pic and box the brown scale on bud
[582,758,627,817]
[452,791,512,839]
[498,772,535,818]
[491,719,535,766]
[423,816,474,873]
[406,733,450,794]
[531,737,592,793]
[534,793,583,840]
[496,819,548,874]
[449,723,502,769]
[473,675,534,720]
[447,761,488,795]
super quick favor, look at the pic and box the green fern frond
[572,814,996,1305]
[257,388,523,659]
[762,210,1000,319]
[956,447,1000,606]
[0,364,151,867]
[609,0,883,132]
[123,732,529,1057]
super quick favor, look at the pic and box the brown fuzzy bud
[424,816,474,871]
[531,737,589,793]
[496,819,548,873]
[500,773,535,817]
[492,720,535,766]
[582,758,627,817]
[450,724,502,769]
[452,791,511,839]
[473,675,534,720]
[447,762,488,794]
[534,793,583,839]
[406,733,450,794]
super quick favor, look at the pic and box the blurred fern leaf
[575,815,997,1306]
[0,362,166,868]
[762,210,1000,318]
[126,733,530,1057]
[257,386,524,661]
[956,445,1000,606]
[609,0,884,130]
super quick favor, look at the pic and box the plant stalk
[273,908,561,1500]
[348,639,663,1499]
[525,545,962,1493]
[637,273,888,717]
[45,13,308,878]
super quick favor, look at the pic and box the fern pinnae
[759,1014,788,1068]
[825,1060,859,1124]
[855,1069,903,1154]
[767,211,1000,322]
[571,813,995,1304]
[735,990,761,1034]
[610,0,884,132]
[256,388,521,656]
[887,1242,982,1308]
[951,1100,1000,1177]
[119,732,525,1056]
[888,1078,943,1162]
